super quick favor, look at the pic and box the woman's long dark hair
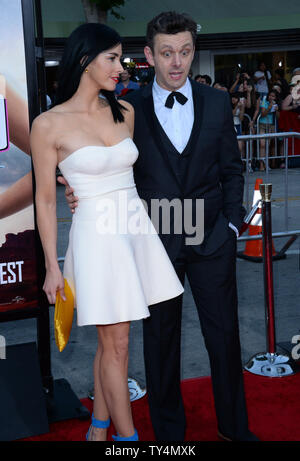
[53,23,127,123]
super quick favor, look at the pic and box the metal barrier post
[261,184,276,354]
[284,137,289,231]
[244,183,299,377]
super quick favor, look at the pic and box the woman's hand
[249,120,257,134]
[43,266,66,305]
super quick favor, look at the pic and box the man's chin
[167,77,187,91]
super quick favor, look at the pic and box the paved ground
[1,167,300,399]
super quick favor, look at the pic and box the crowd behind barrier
[195,64,300,173]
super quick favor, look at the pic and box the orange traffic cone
[237,178,283,262]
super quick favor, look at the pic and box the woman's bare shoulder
[31,105,69,133]
[120,99,134,114]
[31,112,53,134]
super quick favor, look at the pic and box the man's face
[199,77,208,85]
[259,63,266,72]
[120,69,130,82]
[144,31,195,92]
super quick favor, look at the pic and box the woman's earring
[85,68,89,73]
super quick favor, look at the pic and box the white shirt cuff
[229,222,239,238]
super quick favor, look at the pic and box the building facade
[41,0,300,86]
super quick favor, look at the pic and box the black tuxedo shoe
[218,430,260,442]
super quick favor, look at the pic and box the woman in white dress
[31,23,183,441]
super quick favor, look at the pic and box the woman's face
[232,96,238,105]
[268,92,276,102]
[87,43,123,91]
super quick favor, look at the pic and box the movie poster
[0,0,38,312]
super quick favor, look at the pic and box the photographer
[229,70,251,94]
[254,62,272,98]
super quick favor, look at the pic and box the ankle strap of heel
[91,413,110,429]
[112,428,138,441]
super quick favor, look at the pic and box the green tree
[81,0,127,24]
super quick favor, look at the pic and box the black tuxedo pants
[143,231,249,441]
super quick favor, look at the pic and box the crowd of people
[195,64,300,171]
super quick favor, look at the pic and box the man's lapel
[183,79,205,156]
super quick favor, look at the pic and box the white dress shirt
[152,77,194,154]
[152,77,239,237]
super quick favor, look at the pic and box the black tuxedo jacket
[124,79,245,262]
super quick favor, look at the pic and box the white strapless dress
[58,138,184,326]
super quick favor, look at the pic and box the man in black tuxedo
[122,11,258,442]
[64,11,258,442]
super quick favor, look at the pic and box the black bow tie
[165,91,188,109]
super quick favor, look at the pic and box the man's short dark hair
[146,11,197,51]
[202,75,212,85]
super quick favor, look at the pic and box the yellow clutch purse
[54,279,75,352]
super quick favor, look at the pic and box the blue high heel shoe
[112,428,139,441]
[86,413,110,441]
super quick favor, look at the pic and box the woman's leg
[87,337,110,441]
[97,321,135,438]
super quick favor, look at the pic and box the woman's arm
[281,94,297,111]
[261,101,273,117]
[0,172,33,219]
[239,101,245,122]
[229,75,240,94]
[251,97,261,126]
[30,114,65,304]
[245,87,252,109]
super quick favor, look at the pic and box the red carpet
[24,372,300,441]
